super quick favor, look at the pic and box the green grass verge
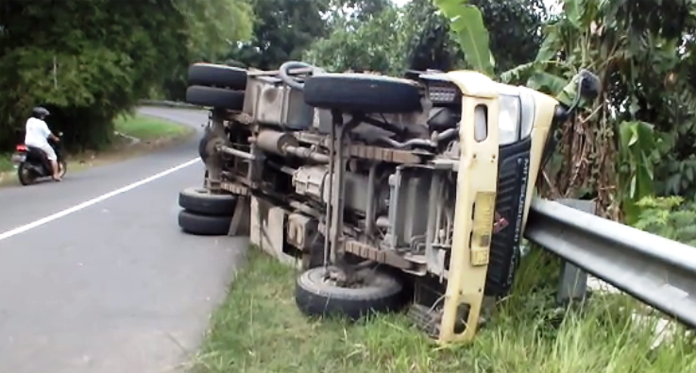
[114,114,191,141]
[189,248,696,373]
[0,155,12,173]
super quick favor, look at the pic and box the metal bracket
[228,196,250,236]
[556,198,594,305]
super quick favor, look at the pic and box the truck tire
[295,267,405,320]
[178,210,232,236]
[178,187,237,216]
[186,86,244,111]
[303,74,422,114]
[188,63,247,90]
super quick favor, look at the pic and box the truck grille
[485,138,531,296]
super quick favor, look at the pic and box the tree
[304,5,409,74]
[160,0,254,101]
[226,0,332,70]
[328,0,392,23]
[0,0,252,150]
[403,0,465,72]
[408,0,545,73]
[303,0,546,75]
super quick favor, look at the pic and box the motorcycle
[11,132,67,185]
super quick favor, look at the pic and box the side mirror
[555,69,601,120]
[577,69,600,100]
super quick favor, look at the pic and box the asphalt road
[0,107,247,373]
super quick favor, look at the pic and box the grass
[114,114,191,141]
[0,113,192,184]
[188,248,696,373]
[0,155,12,173]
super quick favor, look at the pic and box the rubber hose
[279,61,318,91]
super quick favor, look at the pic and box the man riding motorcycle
[24,107,62,181]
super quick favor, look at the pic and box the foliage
[633,196,696,247]
[303,0,546,75]
[403,0,465,72]
[618,121,658,224]
[406,0,546,74]
[226,0,332,70]
[495,0,696,219]
[433,0,494,76]
[177,0,254,62]
[651,69,696,199]
[304,5,409,74]
[328,0,391,23]
[160,0,254,101]
[500,0,619,218]
[0,0,252,151]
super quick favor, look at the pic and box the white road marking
[0,158,200,242]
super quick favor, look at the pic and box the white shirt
[24,117,51,147]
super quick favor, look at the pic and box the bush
[633,196,696,246]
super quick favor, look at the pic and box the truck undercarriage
[176,61,599,343]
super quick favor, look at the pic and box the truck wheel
[178,187,237,216]
[186,86,245,111]
[303,74,422,114]
[188,63,247,90]
[178,210,232,236]
[295,267,405,320]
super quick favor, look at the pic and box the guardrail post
[556,199,595,305]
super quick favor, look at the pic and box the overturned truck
[176,61,599,343]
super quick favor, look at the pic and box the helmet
[31,107,50,119]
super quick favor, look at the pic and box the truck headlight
[518,90,536,140]
[498,95,521,145]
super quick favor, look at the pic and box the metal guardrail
[524,197,696,329]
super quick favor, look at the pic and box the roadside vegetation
[114,114,192,143]
[0,156,12,175]
[0,0,251,152]
[189,248,696,373]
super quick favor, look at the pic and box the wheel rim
[321,267,372,289]
[18,164,35,185]
[194,187,211,195]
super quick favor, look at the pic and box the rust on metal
[346,143,423,164]
[220,181,250,196]
[344,240,413,269]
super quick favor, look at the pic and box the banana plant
[434,0,696,222]
[431,0,495,77]
[619,121,657,224]
[498,0,669,220]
